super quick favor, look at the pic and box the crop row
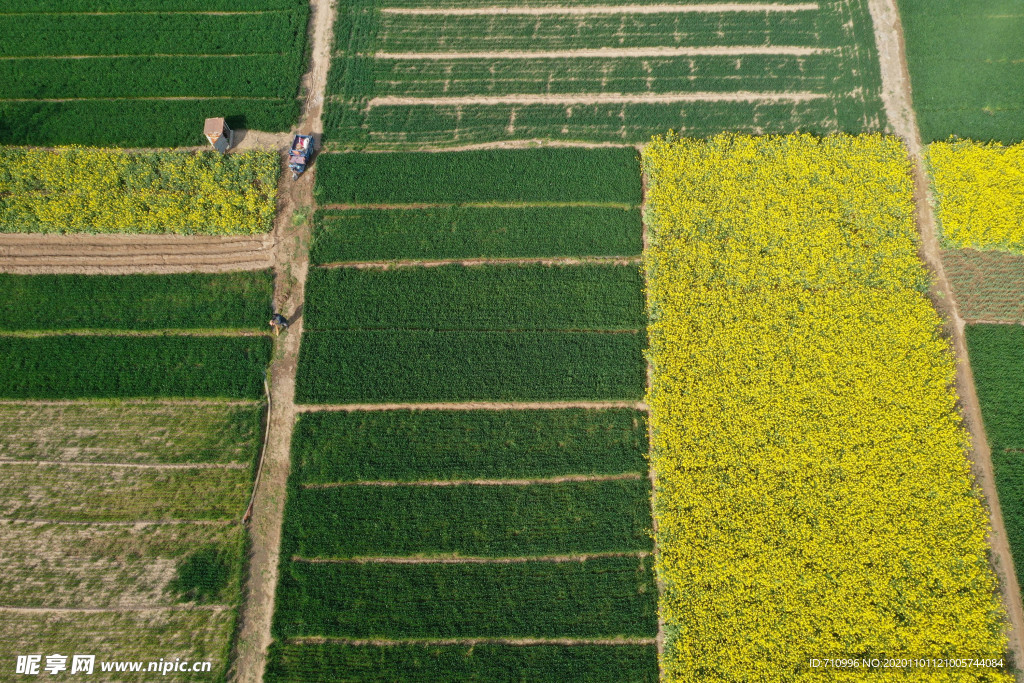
[942,248,1024,323]
[304,265,644,332]
[0,10,309,58]
[644,134,1009,681]
[0,521,246,609]
[0,336,271,399]
[274,556,658,638]
[310,206,642,263]
[0,148,278,235]
[0,55,304,100]
[1,272,274,332]
[5,0,305,11]
[295,330,644,403]
[898,0,1023,142]
[282,479,652,558]
[292,409,648,483]
[0,401,263,464]
[929,141,1024,253]
[315,148,641,204]
[328,99,877,148]
[266,642,658,683]
[967,324,1024,590]
[367,55,841,98]
[0,463,251,521]
[0,99,301,147]
[374,12,829,53]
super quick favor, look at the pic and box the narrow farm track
[867,0,1024,665]
[0,234,274,275]
[230,0,336,680]
[0,460,249,470]
[0,605,231,614]
[375,46,828,60]
[319,255,642,269]
[368,91,829,107]
[294,551,652,564]
[379,2,819,14]
[301,472,645,488]
[296,400,648,412]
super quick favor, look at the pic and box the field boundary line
[0,10,294,16]
[866,0,1024,665]
[0,96,287,103]
[301,472,645,488]
[0,460,249,470]
[297,400,647,412]
[963,319,1024,327]
[0,605,230,614]
[320,201,636,209]
[0,53,285,60]
[318,255,642,268]
[368,91,828,107]
[293,551,652,564]
[289,636,657,646]
[380,2,818,14]
[0,519,234,526]
[304,327,641,334]
[0,398,259,407]
[0,329,268,338]
[327,139,638,152]
[375,46,828,60]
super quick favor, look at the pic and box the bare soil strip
[297,400,648,412]
[294,551,652,564]
[369,91,828,107]
[231,0,336,679]
[290,636,657,646]
[0,97,282,102]
[0,398,258,407]
[319,255,642,269]
[0,519,232,526]
[376,46,827,60]
[0,233,274,275]
[330,139,637,152]
[0,460,249,470]
[867,0,1024,665]
[302,472,645,488]
[381,3,818,14]
[0,605,229,614]
[963,320,1024,326]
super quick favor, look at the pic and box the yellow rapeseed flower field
[644,133,1010,682]
[0,146,278,235]
[929,140,1024,253]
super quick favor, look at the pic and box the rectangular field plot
[266,642,659,683]
[292,408,648,482]
[0,336,271,399]
[0,272,273,332]
[899,0,1024,142]
[0,463,251,521]
[310,206,642,263]
[943,250,1024,323]
[295,330,645,403]
[0,6,309,146]
[0,401,262,464]
[0,521,245,609]
[315,148,641,204]
[325,0,884,146]
[0,608,235,683]
[304,265,644,331]
[274,555,658,638]
[283,479,652,558]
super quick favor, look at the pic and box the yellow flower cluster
[0,147,279,235]
[644,133,1010,682]
[929,140,1024,253]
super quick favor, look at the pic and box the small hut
[203,117,234,153]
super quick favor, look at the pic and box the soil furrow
[376,46,828,60]
[297,400,647,412]
[380,3,818,14]
[369,91,829,107]
[293,551,652,564]
[318,255,642,268]
[302,472,645,488]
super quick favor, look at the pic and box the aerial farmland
[1,0,1023,681]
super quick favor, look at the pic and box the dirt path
[866,0,1024,666]
[319,255,642,268]
[377,46,827,60]
[381,2,818,14]
[294,551,652,564]
[0,460,249,470]
[303,472,645,488]
[369,91,827,107]
[297,400,647,412]
[229,0,336,681]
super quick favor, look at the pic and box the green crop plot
[274,555,659,638]
[898,0,1024,142]
[0,336,271,399]
[304,265,644,331]
[283,479,652,558]
[0,401,263,464]
[292,409,648,483]
[295,330,645,403]
[314,149,642,204]
[310,207,642,263]
[266,642,659,683]
[0,272,273,332]
[967,324,1024,589]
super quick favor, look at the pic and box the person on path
[269,313,289,336]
